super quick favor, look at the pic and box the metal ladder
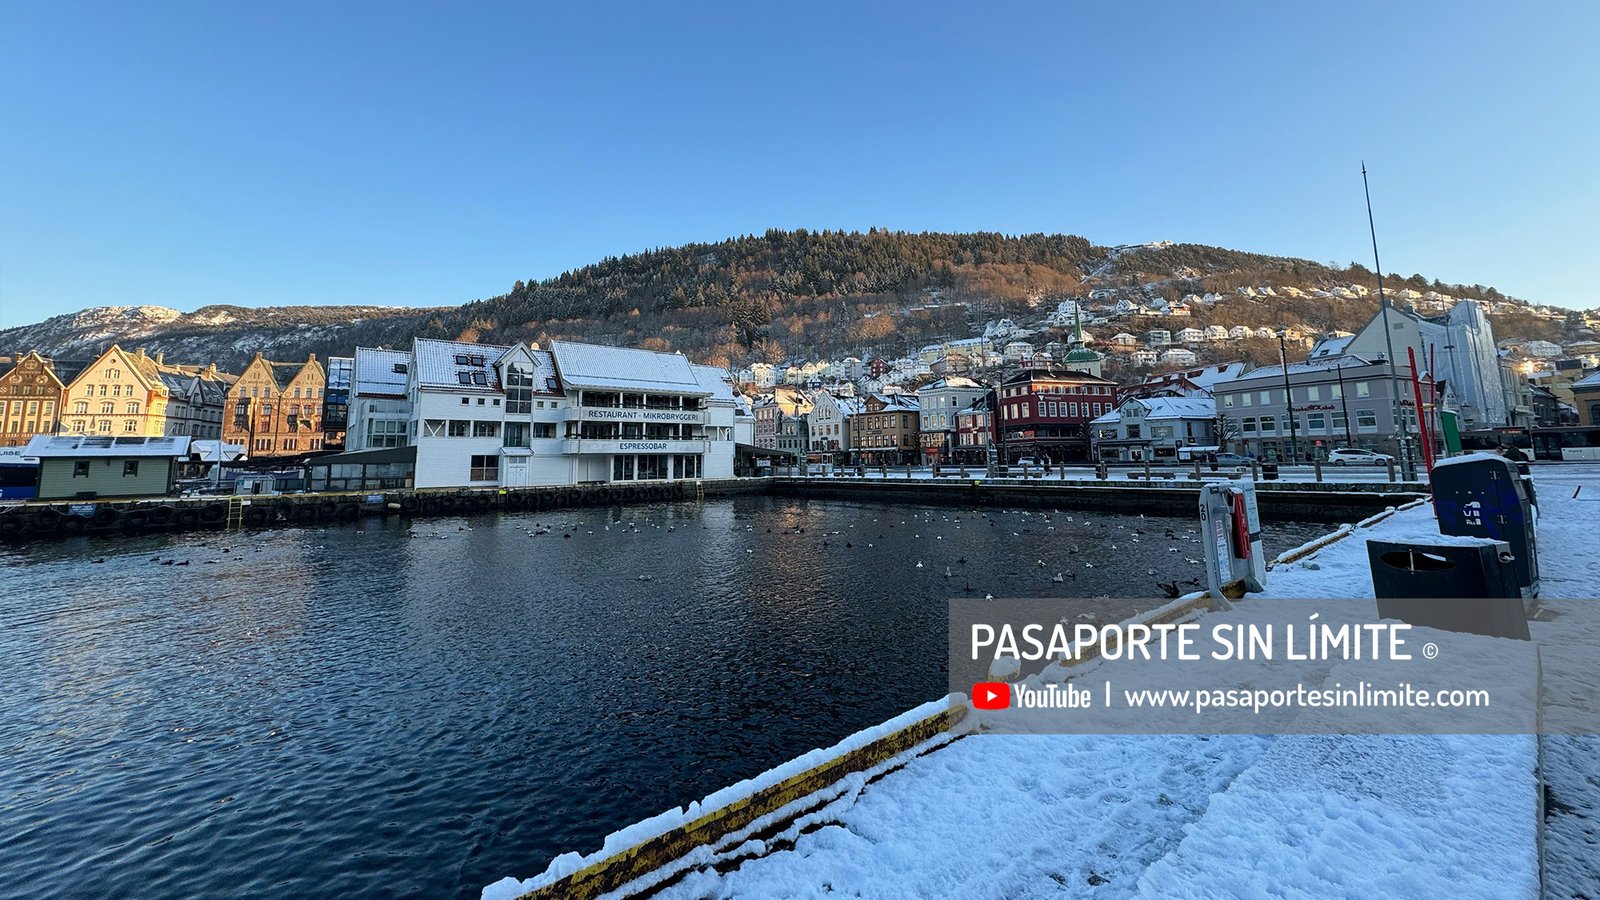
[225,496,244,531]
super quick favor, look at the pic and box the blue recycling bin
[1430,454,1539,598]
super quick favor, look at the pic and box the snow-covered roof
[690,364,736,403]
[188,440,246,462]
[354,346,412,398]
[1127,397,1216,419]
[1572,371,1600,389]
[550,340,708,394]
[412,338,511,392]
[1223,355,1379,384]
[1308,335,1354,358]
[25,434,191,457]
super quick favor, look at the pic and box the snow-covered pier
[484,464,1599,900]
[774,473,1427,521]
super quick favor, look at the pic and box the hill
[1,230,1592,373]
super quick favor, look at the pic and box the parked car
[1328,447,1393,466]
[1014,456,1041,467]
[1212,452,1254,466]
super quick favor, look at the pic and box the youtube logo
[971,682,1011,710]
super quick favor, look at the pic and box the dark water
[0,496,1329,899]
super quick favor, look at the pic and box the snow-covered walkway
[487,465,1598,900]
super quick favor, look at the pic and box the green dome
[1064,346,1101,361]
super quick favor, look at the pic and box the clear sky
[2,1,1596,328]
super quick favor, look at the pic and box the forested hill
[1,230,1586,372]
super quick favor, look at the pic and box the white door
[503,456,530,486]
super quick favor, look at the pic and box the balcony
[561,438,710,455]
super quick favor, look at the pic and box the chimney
[136,348,147,359]
[155,351,164,366]
[307,353,317,362]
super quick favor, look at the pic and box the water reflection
[0,497,1329,898]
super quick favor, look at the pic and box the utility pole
[1363,162,1415,479]
[1278,331,1300,461]
[1335,359,1354,446]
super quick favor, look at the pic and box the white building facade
[405,338,735,489]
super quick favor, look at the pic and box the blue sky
[2,1,1596,328]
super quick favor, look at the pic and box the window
[74,401,88,414]
[447,420,470,437]
[1306,412,1327,433]
[393,362,408,374]
[504,422,530,448]
[283,438,298,451]
[1241,393,1252,407]
[532,422,556,439]
[1258,390,1272,406]
[73,460,90,477]
[1222,395,1234,408]
[472,421,500,438]
[469,454,498,482]
[122,460,139,476]
[124,420,138,432]
[1306,385,1321,401]
[100,402,113,414]
[1355,382,1371,398]
[1242,417,1257,434]
[1259,416,1276,435]
[457,373,472,385]
[424,419,446,437]
[1357,409,1378,431]
[366,419,408,449]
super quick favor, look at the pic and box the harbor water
[0,496,1331,898]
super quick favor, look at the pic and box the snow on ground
[1519,464,1600,898]
[484,464,1599,900]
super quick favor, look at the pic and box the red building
[994,368,1118,463]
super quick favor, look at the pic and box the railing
[561,438,710,455]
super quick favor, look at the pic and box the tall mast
[1363,162,1414,477]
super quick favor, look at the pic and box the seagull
[1084,562,1095,568]
[1051,572,1065,583]
[916,560,924,569]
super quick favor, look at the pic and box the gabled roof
[1572,371,1600,389]
[550,340,707,394]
